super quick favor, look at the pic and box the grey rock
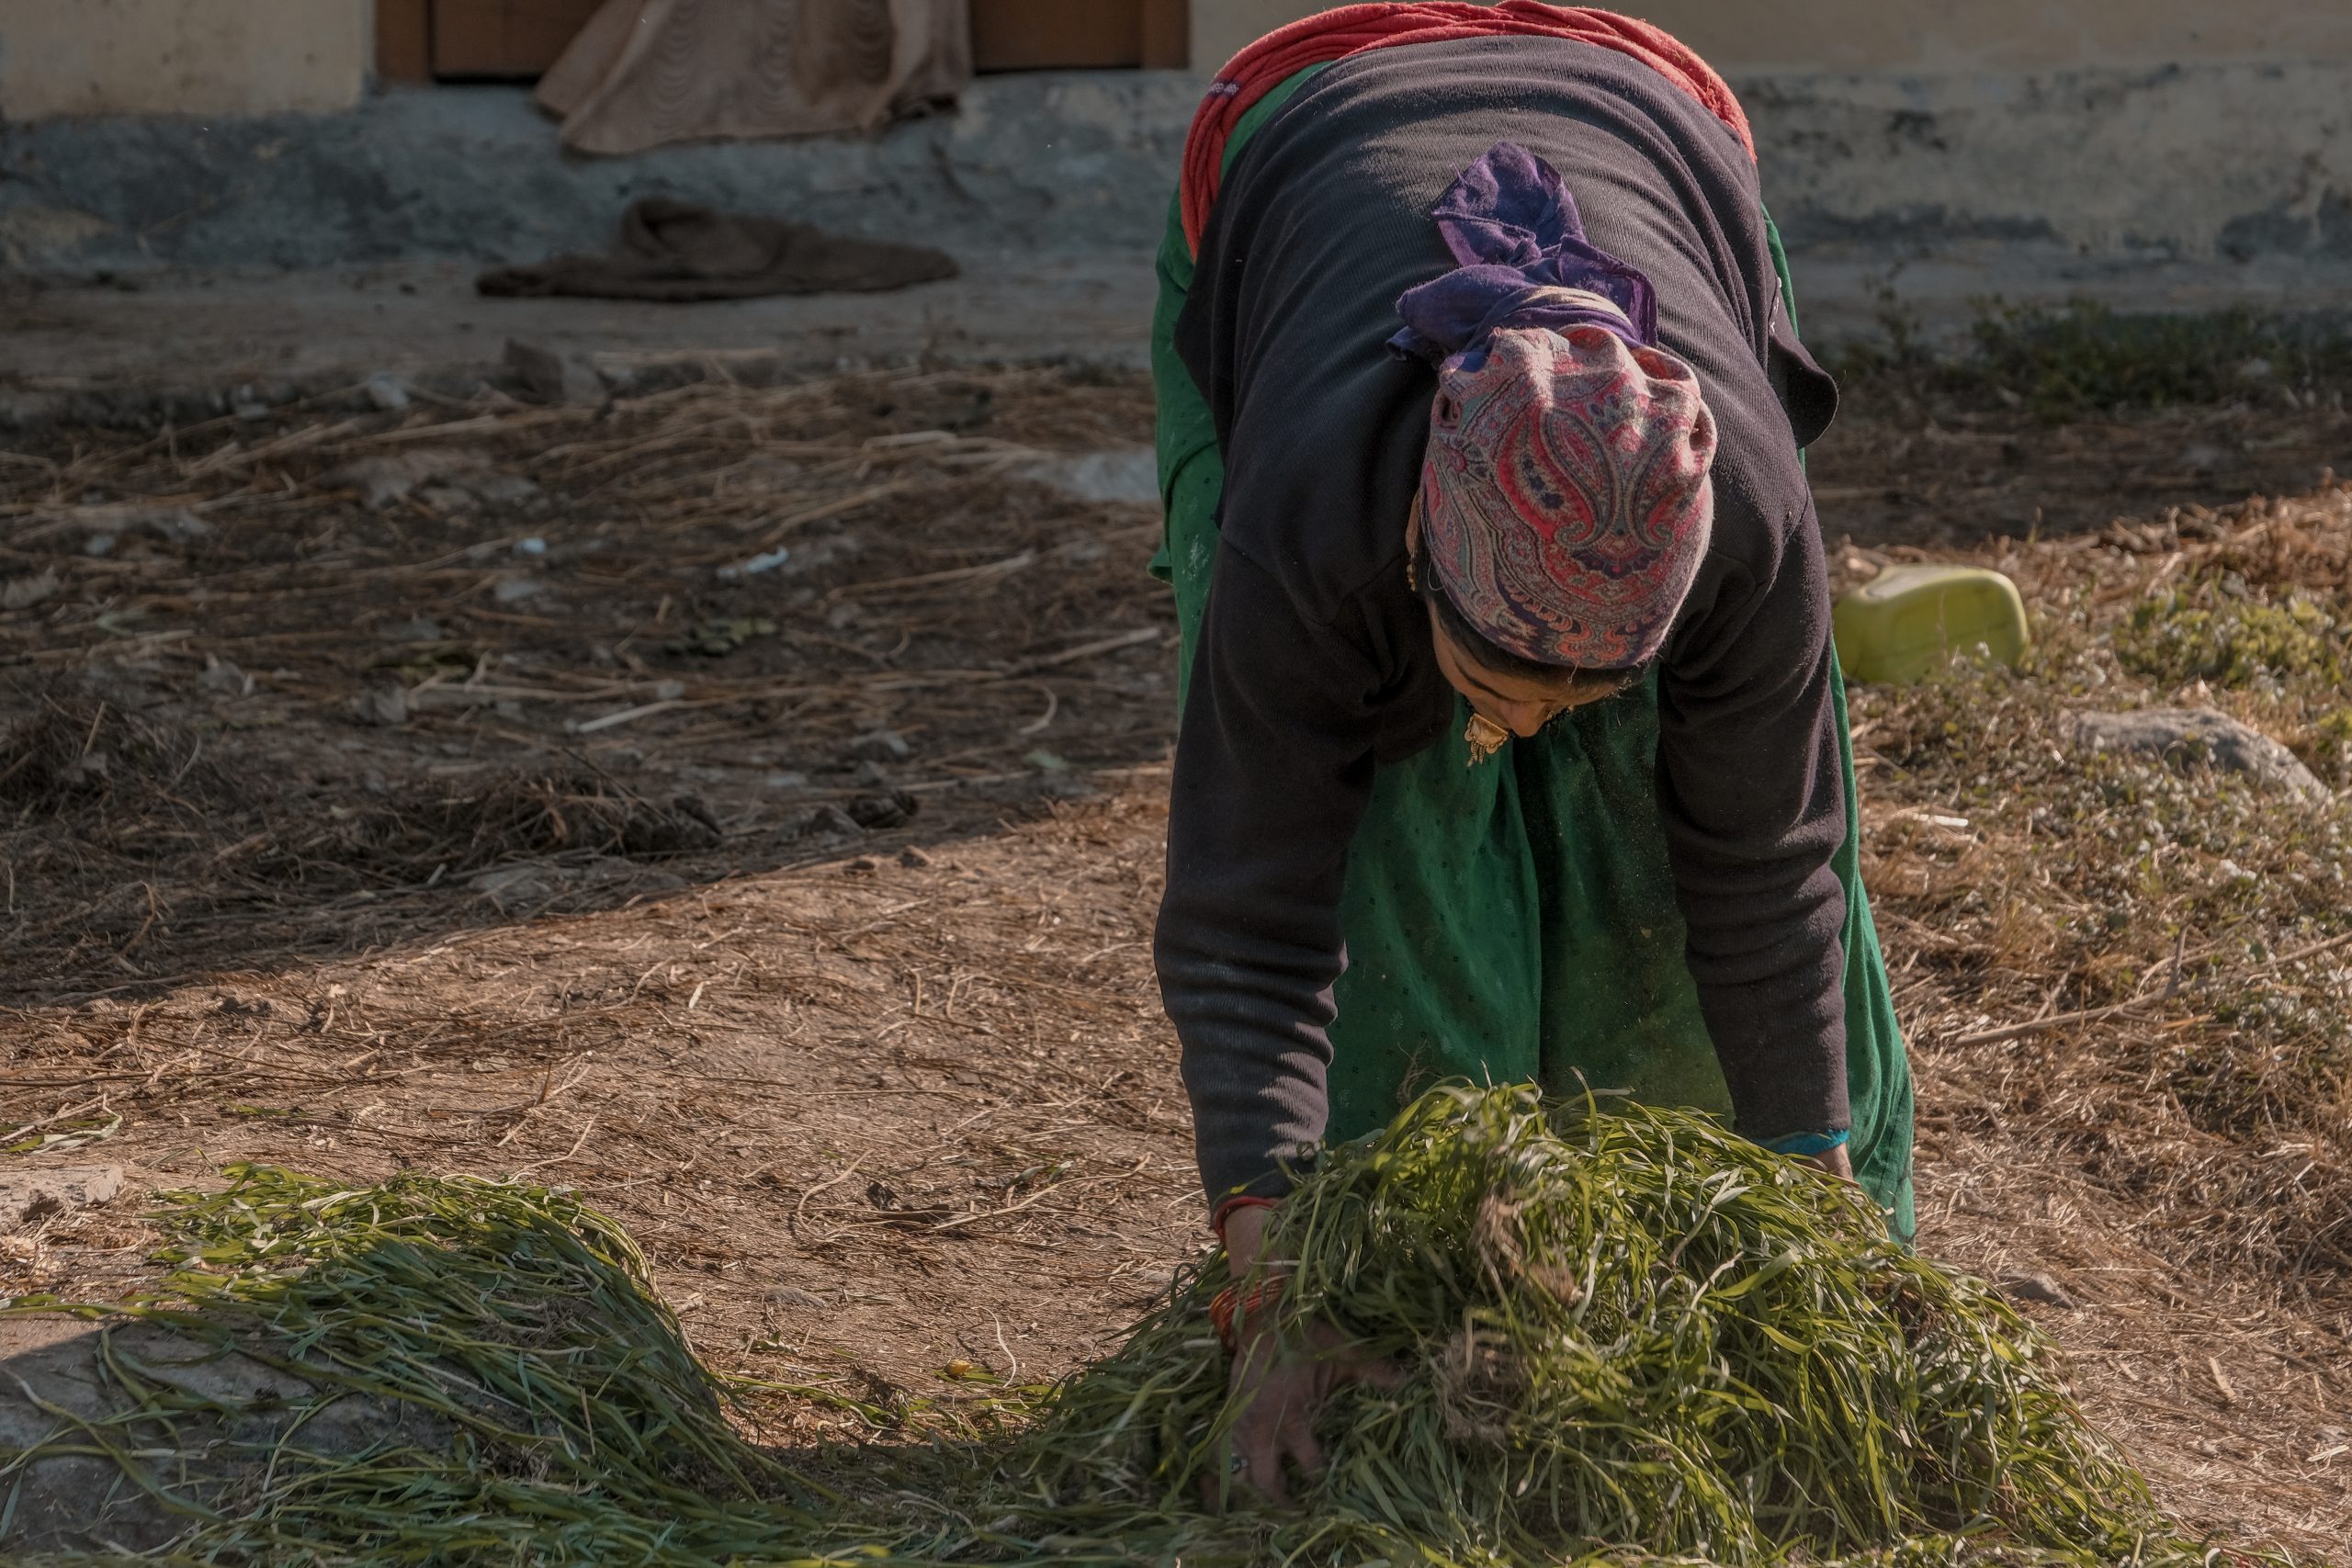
[503,338,602,406]
[1,569,60,610]
[0,1314,448,1554]
[1998,1273,2077,1310]
[415,480,479,515]
[331,448,484,509]
[40,504,207,558]
[362,371,412,410]
[1019,446,1159,506]
[143,507,209,545]
[0,1165,124,1231]
[469,863,565,902]
[784,804,865,840]
[847,789,918,830]
[850,728,912,762]
[2069,707,2331,804]
[469,857,682,905]
[716,547,791,581]
[672,794,722,836]
[198,654,254,698]
[773,534,865,577]
[469,472,544,509]
[766,1285,830,1311]
[351,684,410,728]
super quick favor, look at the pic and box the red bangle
[1208,1274,1287,1353]
[1211,1194,1279,1240]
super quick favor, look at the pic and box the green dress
[1149,69,1916,1238]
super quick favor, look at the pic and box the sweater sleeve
[1156,546,1393,1208]
[1656,505,1852,1145]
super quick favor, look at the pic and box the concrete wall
[1192,1,2352,73]
[1751,63,2352,262]
[2,3,2346,331]
[0,0,369,120]
[1182,1,2352,295]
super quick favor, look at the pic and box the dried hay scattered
[3,1087,2293,1566]
[248,770,723,886]
[0,365,1173,996]
[0,685,235,826]
[1841,482,2352,1289]
[0,693,719,878]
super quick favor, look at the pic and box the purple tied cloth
[1388,141,1658,364]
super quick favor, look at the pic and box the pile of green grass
[4,1168,831,1566]
[2,1086,2289,1567]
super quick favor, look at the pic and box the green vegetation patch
[2118,588,2345,691]
[1831,299,2352,418]
[1963,304,2352,418]
[3,1088,2288,1567]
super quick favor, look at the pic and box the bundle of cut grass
[994,1085,2256,1567]
[0,1086,2289,1568]
[1,1168,828,1566]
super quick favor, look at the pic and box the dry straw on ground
[3,367,2348,1556]
[1838,483,2352,1288]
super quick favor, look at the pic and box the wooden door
[429,0,611,79]
[971,0,1188,71]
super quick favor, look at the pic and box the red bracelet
[1210,1193,1279,1240]
[1208,1274,1287,1353]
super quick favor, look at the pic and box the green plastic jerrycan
[1832,564,2030,686]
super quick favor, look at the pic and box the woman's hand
[1811,1144,1855,1183]
[1209,1204,1402,1507]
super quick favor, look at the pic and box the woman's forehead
[1429,605,1609,701]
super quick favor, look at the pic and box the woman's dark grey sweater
[1159,36,1847,1208]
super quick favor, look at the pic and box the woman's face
[1408,493,1630,738]
[1426,607,1629,738]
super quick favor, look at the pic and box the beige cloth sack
[539,0,971,155]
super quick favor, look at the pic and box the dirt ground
[3,366,2348,1558]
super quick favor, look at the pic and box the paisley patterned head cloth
[1392,142,1717,671]
[1420,325,1715,669]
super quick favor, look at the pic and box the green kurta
[1150,68,1915,1237]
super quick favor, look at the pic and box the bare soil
[3,368,2347,1559]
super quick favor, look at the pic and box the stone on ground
[2068,707,2331,803]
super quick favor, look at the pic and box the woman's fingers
[1280,1404,1325,1479]
[1214,1326,1408,1509]
[1242,1420,1292,1505]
